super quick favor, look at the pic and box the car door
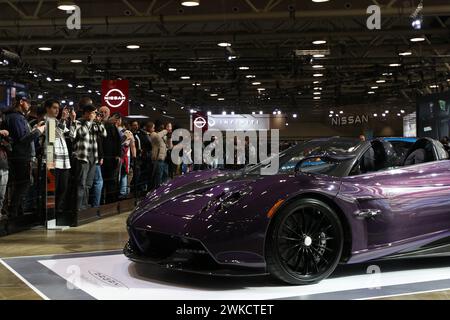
[340,148,450,250]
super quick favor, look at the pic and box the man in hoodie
[3,92,45,217]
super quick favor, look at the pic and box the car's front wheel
[266,198,344,285]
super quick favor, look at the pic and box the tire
[266,198,344,285]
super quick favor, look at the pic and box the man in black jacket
[4,92,45,217]
[99,106,121,203]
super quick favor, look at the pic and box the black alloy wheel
[266,198,344,285]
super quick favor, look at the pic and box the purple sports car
[125,137,450,285]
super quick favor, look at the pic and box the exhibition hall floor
[0,214,449,300]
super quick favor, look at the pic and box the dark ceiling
[0,0,449,120]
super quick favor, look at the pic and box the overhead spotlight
[376,79,386,83]
[218,98,225,101]
[272,111,276,115]
[371,86,379,89]
[39,47,52,51]
[127,45,140,49]
[252,112,256,115]
[339,111,344,114]
[314,87,323,91]
[368,91,375,94]
[70,59,82,63]
[207,111,212,115]
[312,65,324,69]
[222,111,227,115]
[410,36,425,42]
[67,83,73,88]
[389,63,401,67]
[313,97,321,100]
[277,111,282,115]
[397,113,402,116]
[293,114,298,118]
[313,73,324,77]
[399,51,413,56]
[411,18,422,30]
[218,42,231,47]
[168,67,177,72]
[329,111,334,114]
[239,66,250,70]
[37,94,43,99]
[259,111,263,115]
[46,77,52,82]
[246,75,256,79]
[373,113,378,117]
[257,88,266,91]
[252,82,262,86]
[313,40,327,45]
[312,0,330,2]
[313,81,320,84]
[313,92,321,95]
[181,0,200,6]
[180,76,191,80]
[231,111,235,115]
[57,0,77,11]
[313,54,325,58]
[210,93,218,97]
[285,122,289,126]
[190,109,195,114]
[140,104,144,108]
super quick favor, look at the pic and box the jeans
[90,165,103,207]
[119,171,128,197]
[0,169,8,212]
[151,160,168,189]
[73,159,96,212]
[8,159,31,216]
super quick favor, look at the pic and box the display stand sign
[101,80,129,117]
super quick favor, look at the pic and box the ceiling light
[410,37,425,42]
[314,87,322,91]
[76,85,84,88]
[411,17,422,30]
[228,55,237,61]
[371,86,379,89]
[180,76,191,80]
[39,47,52,51]
[210,93,218,97]
[218,42,231,47]
[385,110,390,114]
[168,68,177,72]
[192,82,201,86]
[368,91,375,94]
[329,114,333,118]
[429,84,439,88]
[313,92,321,95]
[257,88,266,91]
[399,51,412,56]
[339,111,344,114]
[313,81,320,84]
[373,113,378,117]
[376,79,386,83]
[207,111,212,115]
[277,111,282,115]
[313,40,327,45]
[314,97,321,100]
[313,54,325,58]
[312,65,324,69]
[68,101,74,106]
[54,78,63,82]
[239,66,250,70]
[397,113,402,116]
[70,59,82,63]
[231,111,235,115]
[389,63,401,67]
[222,111,226,115]
[181,0,200,6]
[37,94,43,99]
[293,114,298,118]
[88,90,92,93]
[57,1,77,11]
[46,77,52,82]
[140,104,145,108]
[382,113,386,117]
[67,83,73,88]
[312,0,330,2]
[272,111,276,115]
[329,111,334,114]
[259,111,263,115]
[190,109,195,114]
[126,45,140,49]
[252,82,262,86]
[401,110,405,114]
[218,98,225,101]
[313,73,324,77]
[246,75,256,79]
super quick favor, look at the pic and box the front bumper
[124,227,267,276]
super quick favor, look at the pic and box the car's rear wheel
[266,198,344,285]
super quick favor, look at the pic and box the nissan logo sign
[194,116,207,129]
[104,88,126,108]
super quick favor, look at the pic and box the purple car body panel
[127,148,450,272]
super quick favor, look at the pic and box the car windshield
[243,137,362,176]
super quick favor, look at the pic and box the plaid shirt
[70,120,107,163]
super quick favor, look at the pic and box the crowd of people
[0,93,179,226]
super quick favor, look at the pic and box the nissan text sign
[101,80,129,117]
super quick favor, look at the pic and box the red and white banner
[101,80,129,117]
